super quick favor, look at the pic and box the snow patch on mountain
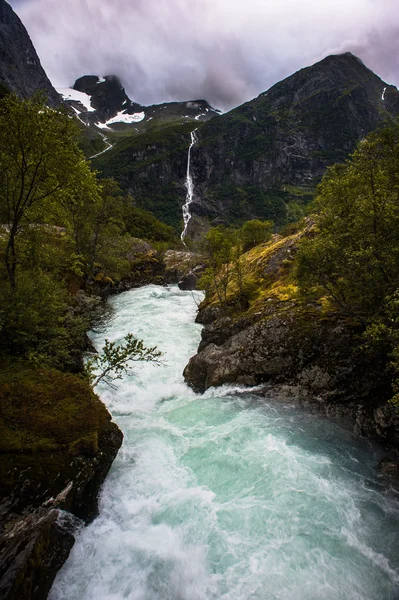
[58,88,95,112]
[96,111,146,129]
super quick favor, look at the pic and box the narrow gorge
[50,286,399,600]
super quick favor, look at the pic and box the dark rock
[184,304,399,447]
[66,75,220,130]
[73,74,144,123]
[0,368,123,522]
[0,366,123,599]
[0,509,76,600]
[195,305,223,325]
[0,0,60,105]
[164,250,205,285]
[198,316,248,352]
[378,458,399,485]
[178,271,198,291]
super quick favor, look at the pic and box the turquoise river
[50,285,399,600]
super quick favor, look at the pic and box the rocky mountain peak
[0,0,60,105]
[59,72,220,131]
[73,74,144,118]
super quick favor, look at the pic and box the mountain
[0,0,60,105]
[92,53,399,240]
[59,74,220,131]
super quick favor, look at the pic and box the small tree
[200,226,235,307]
[239,219,273,252]
[85,333,162,388]
[0,94,95,289]
[297,124,399,320]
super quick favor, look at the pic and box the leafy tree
[65,177,126,280]
[239,219,273,251]
[0,268,90,371]
[297,124,399,321]
[0,93,96,289]
[85,333,162,388]
[200,226,236,307]
[295,123,399,403]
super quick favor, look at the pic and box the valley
[1,0,399,598]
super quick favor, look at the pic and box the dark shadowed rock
[378,458,399,487]
[0,509,76,600]
[178,264,206,291]
[183,307,399,447]
[0,366,123,599]
[178,271,198,291]
[0,0,60,105]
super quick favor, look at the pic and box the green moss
[0,361,111,454]
[0,361,118,511]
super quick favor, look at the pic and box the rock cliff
[0,0,60,105]
[183,231,399,449]
[94,53,399,237]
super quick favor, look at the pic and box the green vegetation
[297,124,399,319]
[239,219,273,251]
[296,122,399,401]
[198,122,399,405]
[0,360,118,511]
[0,94,172,375]
[199,220,274,310]
[86,333,162,388]
[92,121,197,231]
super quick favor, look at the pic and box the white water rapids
[50,285,399,600]
[181,129,198,243]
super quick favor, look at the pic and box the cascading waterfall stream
[50,285,399,600]
[181,129,198,243]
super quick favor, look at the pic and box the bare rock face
[183,303,399,448]
[0,0,60,105]
[178,265,206,291]
[0,509,76,600]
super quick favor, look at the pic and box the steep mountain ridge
[59,74,220,132]
[93,52,399,239]
[0,0,60,105]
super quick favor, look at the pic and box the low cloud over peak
[9,0,399,111]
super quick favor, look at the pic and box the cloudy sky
[9,0,399,111]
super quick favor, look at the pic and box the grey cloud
[9,0,399,111]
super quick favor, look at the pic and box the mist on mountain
[9,0,399,111]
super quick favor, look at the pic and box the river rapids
[50,285,399,600]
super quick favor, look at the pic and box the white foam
[49,285,399,600]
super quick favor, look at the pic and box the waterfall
[181,129,198,243]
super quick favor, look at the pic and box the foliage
[199,226,236,307]
[297,124,399,321]
[199,221,274,309]
[85,333,162,388]
[0,95,170,375]
[296,123,399,402]
[0,93,92,289]
[123,201,178,245]
[0,269,90,372]
[239,219,273,251]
